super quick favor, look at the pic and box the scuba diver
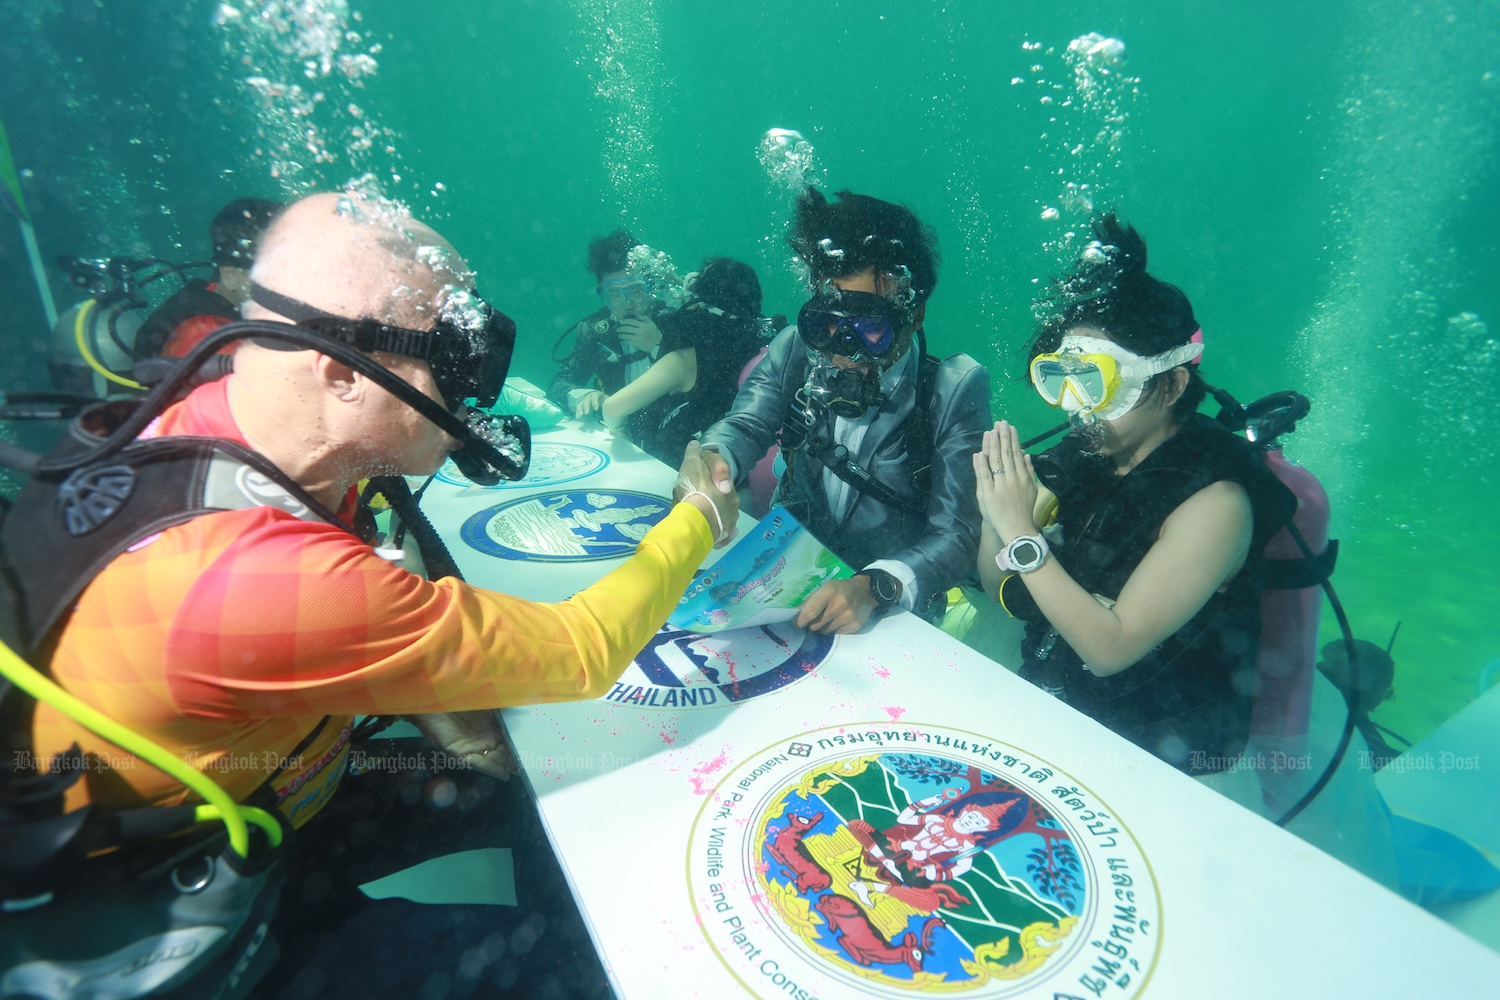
[547,227,673,423]
[698,187,992,634]
[600,256,771,465]
[974,213,1298,778]
[1,191,736,998]
[43,198,285,399]
[133,196,284,358]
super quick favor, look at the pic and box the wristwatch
[996,533,1050,574]
[863,569,903,616]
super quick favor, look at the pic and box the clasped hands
[973,419,1039,543]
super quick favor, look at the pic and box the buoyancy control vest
[1006,415,1297,774]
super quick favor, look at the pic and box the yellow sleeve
[292,501,716,714]
[462,501,715,705]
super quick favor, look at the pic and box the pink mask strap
[1188,327,1204,365]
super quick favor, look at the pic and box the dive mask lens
[451,411,531,485]
[430,300,516,410]
[1029,353,1116,413]
[598,277,652,311]
[796,291,900,359]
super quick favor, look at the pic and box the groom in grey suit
[699,188,991,634]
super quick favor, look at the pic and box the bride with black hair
[975,214,1295,776]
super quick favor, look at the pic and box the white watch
[996,533,1050,574]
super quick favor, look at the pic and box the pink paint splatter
[688,751,729,795]
[881,705,907,722]
[659,726,678,745]
[873,664,891,679]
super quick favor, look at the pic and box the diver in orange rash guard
[28,191,738,997]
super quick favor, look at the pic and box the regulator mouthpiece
[450,412,531,486]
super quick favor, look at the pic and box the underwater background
[1,0,1497,748]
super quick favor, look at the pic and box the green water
[2,0,1497,745]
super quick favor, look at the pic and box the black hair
[660,257,766,391]
[210,198,284,267]
[789,188,940,307]
[691,257,762,318]
[1028,213,1205,419]
[586,228,637,282]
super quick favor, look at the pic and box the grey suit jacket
[699,327,992,611]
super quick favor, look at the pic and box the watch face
[867,571,899,605]
[1005,536,1047,572]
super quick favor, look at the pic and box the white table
[421,415,1500,999]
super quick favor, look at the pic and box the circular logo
[601,623,836,710]
[690,725,1159,998]
[436,441,609,489]
[460,489,670,562]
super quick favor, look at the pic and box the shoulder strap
[1261,538,1339,590]
[802,439,929,517]
[3,404,350,656]
[900,353,942,486]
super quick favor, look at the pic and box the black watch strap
[863,569,902,613]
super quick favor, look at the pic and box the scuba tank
[1253,447,1330,740]
[1237,391,1334,744]
[46,255,219,398]
[47,297,144,397]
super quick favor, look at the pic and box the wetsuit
[1008,415,1296,774]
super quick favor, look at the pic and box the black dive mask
[796,289,906,360]
[245,284,529,484]
[249,282,515,410]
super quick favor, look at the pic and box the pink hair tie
[1188,326,1204,365]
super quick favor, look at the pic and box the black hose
[35,320,490,480]
[1272,518,1360,827]
[1021,421,1070,450]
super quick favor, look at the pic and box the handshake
[672,440,739,549]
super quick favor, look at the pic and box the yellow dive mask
[1029,334,1202,421]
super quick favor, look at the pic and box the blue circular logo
[602,622,836,710]
[460,489,671,562]
[436,442,610,489]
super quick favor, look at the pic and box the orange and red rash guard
[35,378,712,827]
